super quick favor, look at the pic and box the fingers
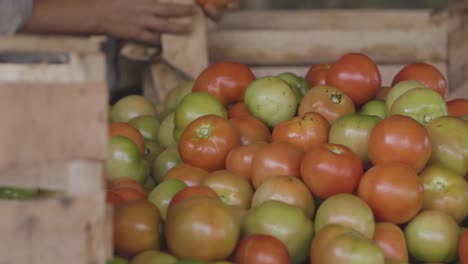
[130,29,162,45]
[149,3,196,18]
[227,0,240,9]
[140,15,193,34]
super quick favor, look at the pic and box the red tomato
[392,62,447,98]
[106,190,124,207]
[446,98,468,117]
[234,234,291,264]
[368,115,431,173]
[326,53,382,106]
[229,115,272,145]
[179,115,241,172]
[192,61,256,106]
[372,222,409,263]
[225,142,266,181]
[300,144,364,199]
[164,163,209,187]
[108,178,146,195]
[228,102,252,118]
[358,163,424,224]
[167,185,220,211]
[305,63,332,87]
[376,86,391,101]
[459,229,468,264]
[251,142,303,189]
[298,85,355,124]
[272,112,330,152]
[110,188,147,202]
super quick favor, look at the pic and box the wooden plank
[216,9,461,30]
[208,28,448,65]
[0,192,108,264]
[0,83,108,172]
[448,24,468,92]
[0,35,104,54]
[250,63,448,88]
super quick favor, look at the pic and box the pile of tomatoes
[106,52,468,264]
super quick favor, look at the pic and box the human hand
[95,0,196,45]
[196,0,240,21]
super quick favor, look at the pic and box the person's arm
[19,0,195,45]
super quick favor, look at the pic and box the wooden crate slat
[0,82,108,175]
[0,192,108,264]
[208,28,448,65]
[216,9,461,30]
[448,23,468,93]
[0,35,104,54]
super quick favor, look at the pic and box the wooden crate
[207,8,468,100]
[0,35,112,264]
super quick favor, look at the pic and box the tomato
[368,115,431,173]
[277,72,311,103]
[202,170,254,210]
[314,193,375,239]
[107,136,150,184]
[143,140,165,165]
[160,81,193,119]
[229,115,271,145]
[310,224,385,264]
[225,142,266,182]
[244,76,298,128]
[152,146,182,183]
[359,99,387,120]
[192,62,256,106]
[305,63,331,87]
[298,85,355,124]
[251,142,303,189]
[168,185,220,211]
[109,122,146,156]
[301,144,364,199]
[178,115,241,172]
[110,95,158,123]
[128,115,161,142]
[158,112,177,148]
[419,165,468,224]
[164,163,209,187]
[227,102,251,118]
[106,190,124,207]
[130,250,178,264]
[147,178,188,220]
[108,256,128,264]
[392,62,447,98]
[404,210,460,263]
[372,222,409,263]
[173,92,227,141]
[390,88,448,126]
[165,197,240,261]
[326,53,382,106]
[114,200,162,257]
[376,86,391,101]
[459,229,468,264]
[385,80,426,113]
[272,112,329,152]
[241,200,314,264]
[427,116,468,176]
[329,114,381,168]
[252,175,315,218]
[447,98,468,117]
[110,188,147,202]
[358,163,423,224]
[109,178,146,194]
[234,234,291,264]
[0,187,39,200]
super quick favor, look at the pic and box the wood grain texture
[0,35,104,53]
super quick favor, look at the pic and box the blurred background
[240,0,448,10]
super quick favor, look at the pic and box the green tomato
[161,81,193,119]
[173,92,227,141]
[277,72,311,103]
[244,76,298,128]
[144,140,165,165]
[405,210,460,263]
[390,88,448,126]
[158,112,177,148]
[108,256,128,264]
[130,250,178,264]
[329,114,381,168]
[111,95,157,122]
[241,200,314,264]
[148,178,187,220]
[152,147,182,183]
[0,187,39,200]
[359,99,387,119]
[129,115,161,142]
[106,136,149,184]
[175,261,208,264]
[386,80,426,112]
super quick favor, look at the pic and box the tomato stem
[423,114,432,124]
[330,94,342,104]
[198,125,212,139]
[328,146,344,155]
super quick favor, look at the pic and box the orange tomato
[446,98,468,117]
[106,190,125,207]
[109,178,145,195]
[368,115,431,173]
[358,163,424,224]
[109,122,146,156]
[392,62,447,98]
[228,102,252,118]
[305,63,332,87]
[110,187,147,202]
[459,229,468,264]
[167,185,220,211]
[164,163,209,187]
[229,115,272,145]
[373,222,409,263]
[225,142,266,182]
